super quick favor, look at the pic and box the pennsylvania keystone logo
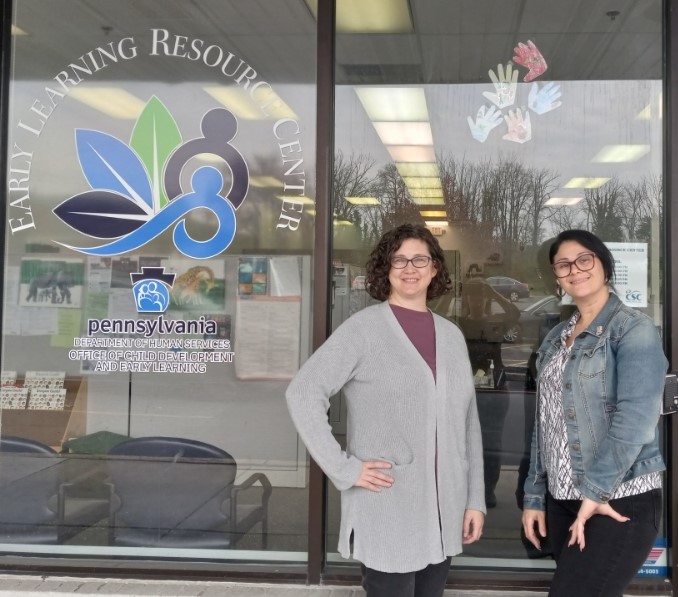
[130,267,176,313]
[53,96,248,259]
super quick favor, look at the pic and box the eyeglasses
[391,256,432,269]
[552,253,596,278]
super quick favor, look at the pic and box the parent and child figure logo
[468,40,562,144]
[51,96,249,313]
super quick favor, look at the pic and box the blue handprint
[528,82,562,115]
[467,105,503,143]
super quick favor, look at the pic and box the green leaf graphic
[130,96,182,211]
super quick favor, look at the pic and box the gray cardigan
[286,302,486,573]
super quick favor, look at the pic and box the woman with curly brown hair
[286,223,485,597]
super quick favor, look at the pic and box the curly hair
[365,223,452,302]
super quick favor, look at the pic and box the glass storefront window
[1,0,316,566]
[330,0,665,578]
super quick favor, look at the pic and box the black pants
[476,392,510,504]
[547,489,661,597]
[360,557,451,597]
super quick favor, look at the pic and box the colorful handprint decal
[53,97,247,259]
[527,82,562,115]
[482,64,518,109]
[503,109,532,144]
[467,40,560,144]
[513,40,548,82]
[467,105,504,143]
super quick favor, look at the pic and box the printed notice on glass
[606,242,647,308]
[234,298,301,380]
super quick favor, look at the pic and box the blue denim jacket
[523,293,667,510]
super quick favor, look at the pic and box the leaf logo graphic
[53,97,244,259]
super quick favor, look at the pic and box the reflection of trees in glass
[332,153,422,248]
[370,164,422,241]
[581,175,663,243]
[332,151,662,258]
[583,178,625,241]
[620,175,662,243]
[438,155,560,272]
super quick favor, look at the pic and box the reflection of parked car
[504,295,561,343]
[351,275,366,290]
[486,276,530,302]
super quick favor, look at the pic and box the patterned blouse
[539,312,662,500]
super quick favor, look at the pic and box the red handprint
[513,40,547,82]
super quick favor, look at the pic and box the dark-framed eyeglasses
[391,256,433,269]
[552,253,596,278]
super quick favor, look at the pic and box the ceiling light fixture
[563,177,610,189]
[545,197,583,206]
[355,88,429,122]
[69,88,147,119]
[204,86,296,120]
[304,0,413,33]
[346,197,381,205]
[592,144,650,163]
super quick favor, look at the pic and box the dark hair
[365,223,451,301]
[548,229,615,283]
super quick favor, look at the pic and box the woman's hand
[568,496,629,550]
[522,508,547,550]
[463,509,485,544]
[353,461,393,492]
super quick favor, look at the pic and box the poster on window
[605,242,648,308]
[19,258,84,309]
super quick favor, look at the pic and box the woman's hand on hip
[522,508,547,550]
[568,496,629,551]
[463,509,485,544]
[354,461,393,492]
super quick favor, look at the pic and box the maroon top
[390,304,436,380]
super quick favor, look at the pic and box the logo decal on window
[52,97,248,259]
[130,267,176,313]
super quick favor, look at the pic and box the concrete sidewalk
[0,575,670,596]
[0,576,551,596]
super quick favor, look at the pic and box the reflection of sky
[335,79,662,191]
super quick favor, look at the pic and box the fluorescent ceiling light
[636,93,663,120]
[333,220,354,226]
[69,88,147,120]
[204,86,296,120]
[396,162,439,177]
[419,210,447,218]
[307,209,316,216]
[304,0,413,33]
[408,188,444,199]
[411,197,445,206]
[346,197,380,205]
[11,25,27,36]
[373,122,433,146]
[276,195,315,205]
[636,104,652,120]
[545,197,582,206]
[355,88,428,122]
[425,220,449,227]
[403,177,442,190]
[592,145,650,163]
[563,177,610,189]
[250,176,283,188]
[193,153,225,164]
[387,145,437,163]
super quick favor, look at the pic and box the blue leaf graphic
[76,129,154,213]
[53,191,149,239]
